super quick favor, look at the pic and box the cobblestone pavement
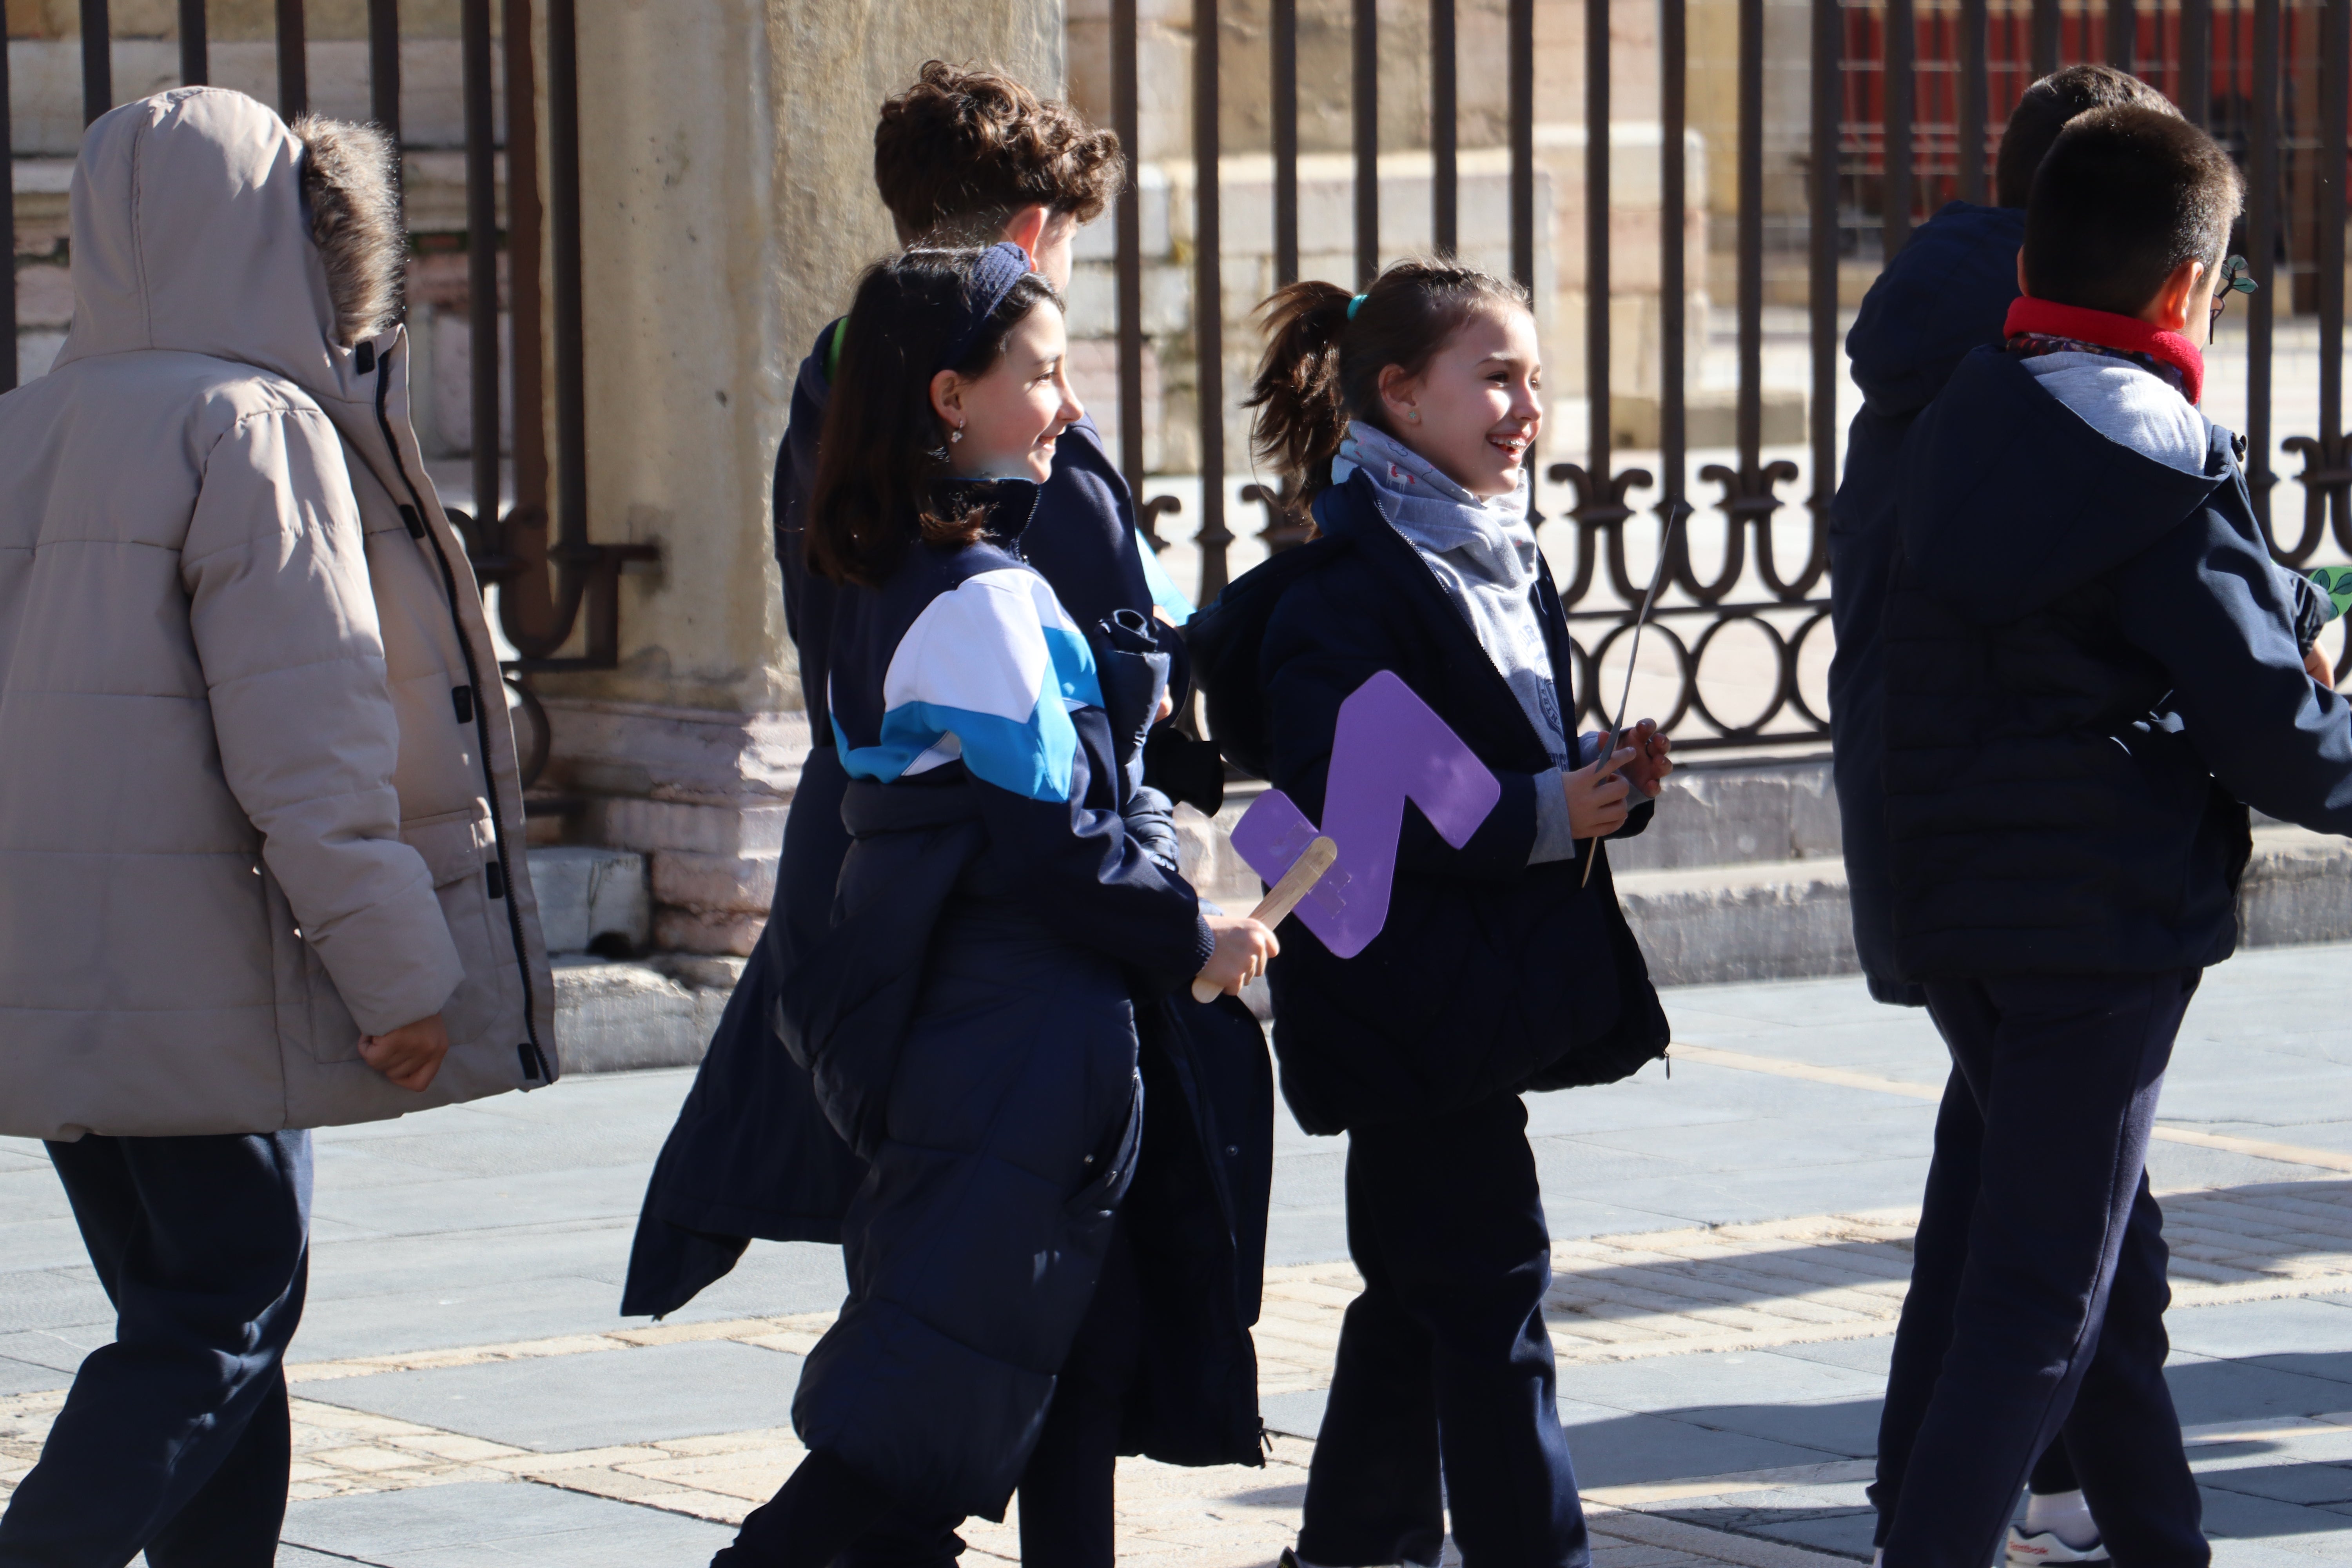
[8,944,2352,1563]
[9,1184,2352,1564]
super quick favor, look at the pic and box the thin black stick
[1580,505,1687,887]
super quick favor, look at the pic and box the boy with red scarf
[1870,105,2352,1568]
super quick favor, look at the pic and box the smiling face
[930,300,1084,483]
[1374,305,1543,498]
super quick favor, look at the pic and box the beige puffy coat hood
[0,88,555,1139]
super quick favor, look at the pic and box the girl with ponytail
[1198,260,1677,1566]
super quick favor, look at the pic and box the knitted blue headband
[937,242,1036,372]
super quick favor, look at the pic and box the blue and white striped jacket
[831,550,1103,804]
[823,482,1213,984]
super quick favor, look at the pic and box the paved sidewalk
[5,943,2352,1563]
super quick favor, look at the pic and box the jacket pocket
[1067,1076,1145,1221]
[403,806,507,1051]
[259,860,363,1065]
[402,806,498,889]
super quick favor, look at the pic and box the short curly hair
[873,61,1123,245]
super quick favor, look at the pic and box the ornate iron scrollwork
[2281,433,2352,568]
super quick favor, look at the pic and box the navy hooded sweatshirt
[1829,201,2026,1005]
[1882,347,2352,978]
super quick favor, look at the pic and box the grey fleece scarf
[1333,422,1581,862]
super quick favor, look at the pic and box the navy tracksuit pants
[1873,972,2207,1568]
[0,1130,312,1568]
[1876,1075,2086,1517]
[1299,1093,1588,1568]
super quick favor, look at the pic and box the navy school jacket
[1828,201,2027,1006]
[628,325,1234,1296]
[1883,348,2352,978]
[773,488,1231,1512]
[1192,470,1671,1135]
[816,482,1212,987]
[626,436,1275,1470]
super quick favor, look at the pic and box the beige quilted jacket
[0,88,556,1139]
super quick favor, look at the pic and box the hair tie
[1346,293,1367,321]
[936,241,1035,372]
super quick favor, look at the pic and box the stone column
[537,0,1065,954]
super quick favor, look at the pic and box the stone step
[543,818,2352,1073]
[1609,755,1842,873]
[1618,825,2352,988]
[527,845,652,958]
[551,955,746,1075]
[1616,854,1856,988]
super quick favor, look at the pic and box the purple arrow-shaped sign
[1229,670,1501,959]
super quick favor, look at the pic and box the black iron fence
[7,3,2348,759]
[0,0,645,781]
[1104,0,2352,753]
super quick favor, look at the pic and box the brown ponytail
[1244,280,1355,514]
[1244,259,1532,516]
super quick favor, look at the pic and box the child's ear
[1377,363,1420,428]
[2143,255,2208,334]
[1000,203,1050,265]
[929,368,964,428]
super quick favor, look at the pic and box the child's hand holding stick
[1577,505,1686,885]
[1190,835,1332,1002]
[1566,745,1637,841]
[1573,720,1674,886]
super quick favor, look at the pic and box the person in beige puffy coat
[0,89,554,1564]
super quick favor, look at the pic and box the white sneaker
[2006,1526,2110,1565]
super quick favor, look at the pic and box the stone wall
[517,0,1069,955]
[6,0,503,447]
[1057,0,1713,473]
[6,0,479,154]
[1060,133,1708,476]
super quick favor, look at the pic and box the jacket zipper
[372,350,549,1083]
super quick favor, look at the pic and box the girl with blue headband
[708,245,1278,1568]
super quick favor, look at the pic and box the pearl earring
[950,424,964,444]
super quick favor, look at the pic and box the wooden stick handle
[1192,835,1336,1003]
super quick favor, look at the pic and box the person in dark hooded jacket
[709,249,1278,1568]
[1831,67,2340,1568]
[1869,107,2352,1568]
[1833,63,2181,1011]
[1832,65,2180,1565]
